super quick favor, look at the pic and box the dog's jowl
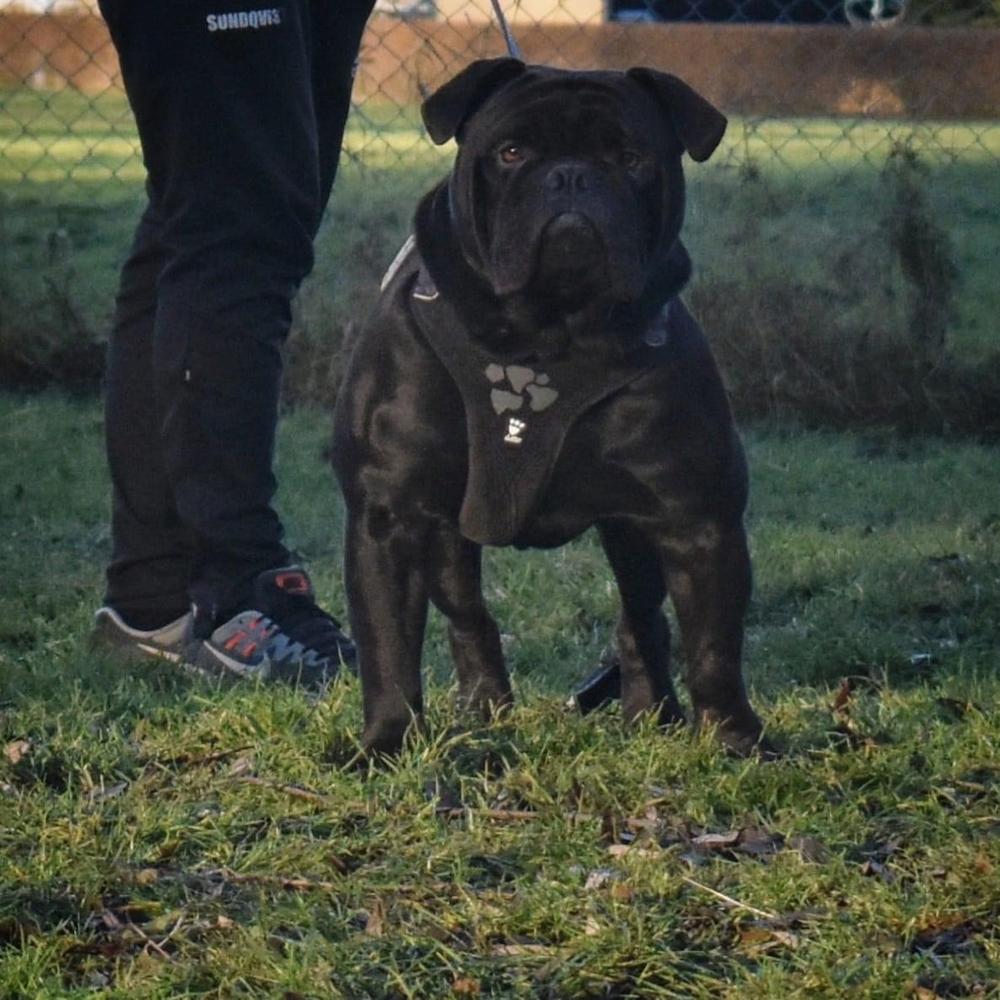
[332,59,767,757]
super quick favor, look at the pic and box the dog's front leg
[425,527,512,718]
[344,507,430,756]
[598,520,685,726]
[663,518,765,756]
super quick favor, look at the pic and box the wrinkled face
[450,72,685,307]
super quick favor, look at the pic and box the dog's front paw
[360,715,418,759]
[698,708,776,759]
[457,683,514,720]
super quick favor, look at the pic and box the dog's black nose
[544,162,589,194]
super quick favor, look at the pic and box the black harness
[403,260,677,546]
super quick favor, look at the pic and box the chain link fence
[1,0,998,423]
[0,0,998,189]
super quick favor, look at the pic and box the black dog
[332,59,765,757]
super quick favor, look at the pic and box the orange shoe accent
[275,571,309,594]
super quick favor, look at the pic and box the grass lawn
[1,394,999,997]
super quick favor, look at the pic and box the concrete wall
[1,12,998,120]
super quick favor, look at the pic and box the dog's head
[421,60,726,312]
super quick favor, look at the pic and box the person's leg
[102,201,196,629]
[98,1,371,628]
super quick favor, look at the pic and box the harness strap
[408,264,675,546]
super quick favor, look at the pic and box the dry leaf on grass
[86,781,128,805]
[606,843,659,859]
[491,942,565,958]
[228,755,256,778]
[738,925,800,953]
[4,738,31,765]
[788,835,829,863]
[911,917,983,957]
[584,868,618,890]
[364,898,386,938]
[692,830,742,849]
[860,858,896,883]
[610,883,635,902]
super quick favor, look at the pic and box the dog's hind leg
[426,528,513,719]
[662,518,765,756]
[598,520,685,727]
[344,508,430,757]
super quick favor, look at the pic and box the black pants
[98,0,374,628]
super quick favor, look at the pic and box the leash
[489,0,523,60]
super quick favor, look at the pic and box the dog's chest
[408,286,680,549]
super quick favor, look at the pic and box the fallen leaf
[860,859,896,884]
[364,899,386,938]
[911,918,981,956]
[452,977,480,996]
[739,926,772,947]
[788,836,828,864]
[228,755,255,778]
[134,868,159,887]
[491,943,562,957]
[606,844,658,859]
[625,809,660,834]
[832,678,856,713]
[692,830,741,849]
[610,883,635,903]
[973,853,993,875]
[737,827,784,857]
[584,916,602,937]
[759,910,827,929]
[584,868,618,890]
[87,781,128,804]
[4,739,31,765]
[737,925,799,954]
[772,929,800,949]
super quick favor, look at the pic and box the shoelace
[264,592,352,660]
[221,614,279,660]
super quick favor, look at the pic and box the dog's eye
[498,144,525,165]
[621,149,643,170]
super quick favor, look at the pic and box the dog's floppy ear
[422,57,526,145]
[626,68,727,162]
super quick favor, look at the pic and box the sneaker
[194,567,355,689]
[92,606,197,666]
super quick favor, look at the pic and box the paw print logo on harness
[484,364,559,446]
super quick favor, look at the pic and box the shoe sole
[196,640,355,692]
[196,641,270,681]
[93,610,352,691]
